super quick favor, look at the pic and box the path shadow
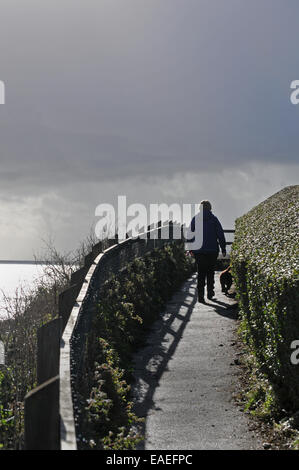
[205,300,239,320]
[131,276,197,449]
[204,296,239,320]
[131,274,239,448]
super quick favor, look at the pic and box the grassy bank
[231,186,299,435]
[77,242,194,450]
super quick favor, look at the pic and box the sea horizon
[0,260,45,264]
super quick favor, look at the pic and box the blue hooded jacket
[190,209,226,254]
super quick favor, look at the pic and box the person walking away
[189,200,226,303]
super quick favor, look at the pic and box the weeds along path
[132,273,261,450]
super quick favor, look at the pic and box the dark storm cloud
[0,0,298,256]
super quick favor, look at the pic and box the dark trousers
[194,253,218,298]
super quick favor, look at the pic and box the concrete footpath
[132,273,261,450]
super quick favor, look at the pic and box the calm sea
[0,262,45,318]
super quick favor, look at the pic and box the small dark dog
[220,265,233,294]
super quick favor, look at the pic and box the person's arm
[215,218,226,255]
[190,215,195,232]
[186,216,195,240]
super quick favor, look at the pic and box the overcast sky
[0,0,298,258]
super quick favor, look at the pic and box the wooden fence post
[24,376,60,450]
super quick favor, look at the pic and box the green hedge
[231,185,299,410]
[78,242,194,449]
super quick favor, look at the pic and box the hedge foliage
[231,185,299,410]
[78,242,194,449]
